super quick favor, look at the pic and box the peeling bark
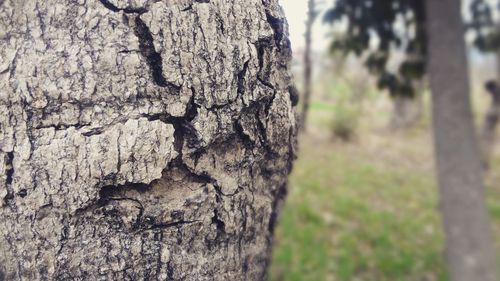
[0,0,297,280]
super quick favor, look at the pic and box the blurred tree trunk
[425,0,498,280]
[300,0,317,131]
[0,0,297,280]
[480,80,500,170]
[387,93,422,130]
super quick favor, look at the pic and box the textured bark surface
[0,0,297,280]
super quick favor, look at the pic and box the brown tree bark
[300,0,317,131]
[0,0,297,280]
[425,0,498,280]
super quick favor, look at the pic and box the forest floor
[268,95,500,281]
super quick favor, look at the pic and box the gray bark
[0,0,297,280]
[425,0,498,280]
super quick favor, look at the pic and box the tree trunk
[425,0,498,280]
[480,80,500,170]
[300,0,316,131]
[0,0,297,280]
[387,94,422,130]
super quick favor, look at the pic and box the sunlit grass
[269,87,500,280]
[269,131,447,281]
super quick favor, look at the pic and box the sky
[279,0,499,67]
[280,0,500,51]
[279,0,498,84]
[280,0,331,53]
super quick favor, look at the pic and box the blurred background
[268,0,500,280]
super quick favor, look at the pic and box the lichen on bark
[0,0,297,280]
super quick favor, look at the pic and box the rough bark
[299,0,316,131]
[425,0,498,280]
[480,81,500,170]
[0,0,297,280]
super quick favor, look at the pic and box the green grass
[270,78,500,281]
[310,102,337,111]
[268,136,448,281]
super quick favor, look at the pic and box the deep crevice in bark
[181,5,193,12]
[237,60,250,96]
[159,96,200,160]
[234,121,254,148]
[211,209,226,238]
[264,11,284,50]
[288,85,299,106]
[205,209,226,249]
[81,127,105,137]
[5,151,14,186]
[34,122,90,131]
[3,152,14,205]
[73,181,152,216]
[268,184,287,234]
[98,182,152,204]
[134,16,180,91]
[148,220,200,230]
[16,189,27,198]
[255,39,276,90]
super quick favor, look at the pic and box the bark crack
[34,122,90,131]
[288,85,299,107]
[211,209,225,236]
[3,151,15,205]
[134,16,180,91]
[147,220,200,230]
[5,152,14,186]
[237,60,250,96]
[264,11,284,50]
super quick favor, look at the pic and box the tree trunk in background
[480,80,500,170]
[300,0,316,131]
[387,94,422,130]
[0,0,297,280]
[425,0,498,280]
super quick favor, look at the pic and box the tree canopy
[324,0,500,97]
